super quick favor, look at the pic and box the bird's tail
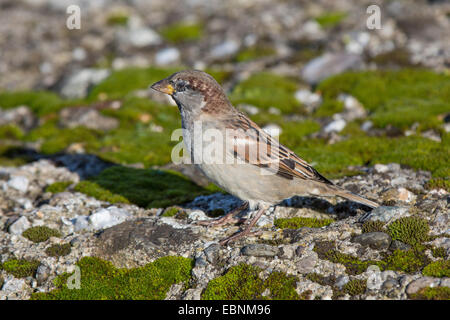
[331,187,379,208]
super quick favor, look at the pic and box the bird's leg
[219,207,267,245]
[196,202,248,227]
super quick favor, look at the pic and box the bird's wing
[223,112,333,185]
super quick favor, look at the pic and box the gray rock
[406,277,441,295]
[0,106,36,131]
[358,206,410,223]
[7,176,29,193]
[241,244,278,257]
[1,277,27,293]
[210,40,240,59]
[334,275,350,289]
[60,69,110,99]
[389,240,412,251]
[91,206,130,229]
[35,264,51,285]
[323,119,346,133]
[301,53,363,85]
[59,107,119,131]
[155,47,180,65]
[352,232,391,250]
[8,216,31,235]
[204,243,220,264]
[296,252,318,273]
[120,27,162,48]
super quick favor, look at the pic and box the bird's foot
[195,202,248,227]
[218,207,266,245]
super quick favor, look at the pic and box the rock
[59,107,119,131]
[296,252,318,273]
[35,264,51,285]
[389,240,412,251]
[406,277,441,295]
[262,124,282,137]
[155,47,180,65]
[188,210,208,221]
[335,275,350,289]
[301,53,363,85]
[352,232,391,250]
[1,277,27,293]
[210,40,240,59]
[0,106,36,131]
[60,69,110,99]
[336,94,367,121]
[203,243,220,264]
[241,244,278,257]
[89,206,131,231]
[7,176,29,193]
[374,164,389,173]
[324,119,346,133]
[294,89,322,113]
[358,206,410,223]
[8,216,31,235]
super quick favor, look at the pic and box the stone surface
[352,232,391,250]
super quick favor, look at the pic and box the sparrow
[151,70,378,245]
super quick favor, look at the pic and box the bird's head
[150,70,233,116]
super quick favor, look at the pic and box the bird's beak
[150,79,174,95]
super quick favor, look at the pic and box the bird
[151,70,379,245]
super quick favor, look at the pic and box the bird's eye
[176,81,187,92]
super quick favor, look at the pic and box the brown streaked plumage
[151,70,379,245]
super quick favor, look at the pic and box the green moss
[0,91,65,116]
[235,45,276,62]
[202,264,302,300]
[31,256,193,300]
[314,241,385,275]
[315,12,347,28]
[426,177,450,192]
[74,166,211,208]
[371,48,416,68]
[314,99,344,117]
[106,12,129,26]
[45,243,72,257]
[342,279,367,296]
[160,22,203,43]
[409,286,450,300]
[161,206,180,217]
[229,72,303,113]
[202,264,265,300]
[1,259,40,278]
[88,67,182,100]
[387,217,429,247]
[45,181,73,193]
[422,260,450,278]
[362,220,386,233]
[274,217,334,229]
[0,124,25,140]
[384,249,429,273]
[430,247,447,259]
[264,271,300,300]
[318,70,450,130]
[22,226,61,243]
[306,273,334,286]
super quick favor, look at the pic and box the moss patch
[274,217,334,229]
[31,256,193,300]
[362,220,386,233]
[315,12,347,28]
[229,72,303,113]
[0,259,40,278]
[0,91,65,116]
[45,243,72,257]
[422,260,450,278]
[74,166,212,208]
[202,264,304,300]
[235,45,276,62]
[387,217,429,247]
[409,286,450,300]
[160,22,203,43]
[342,279,367,297]
[45,181,73,193]
[22,226,61,243]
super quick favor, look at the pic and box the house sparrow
[151,70,378,245]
